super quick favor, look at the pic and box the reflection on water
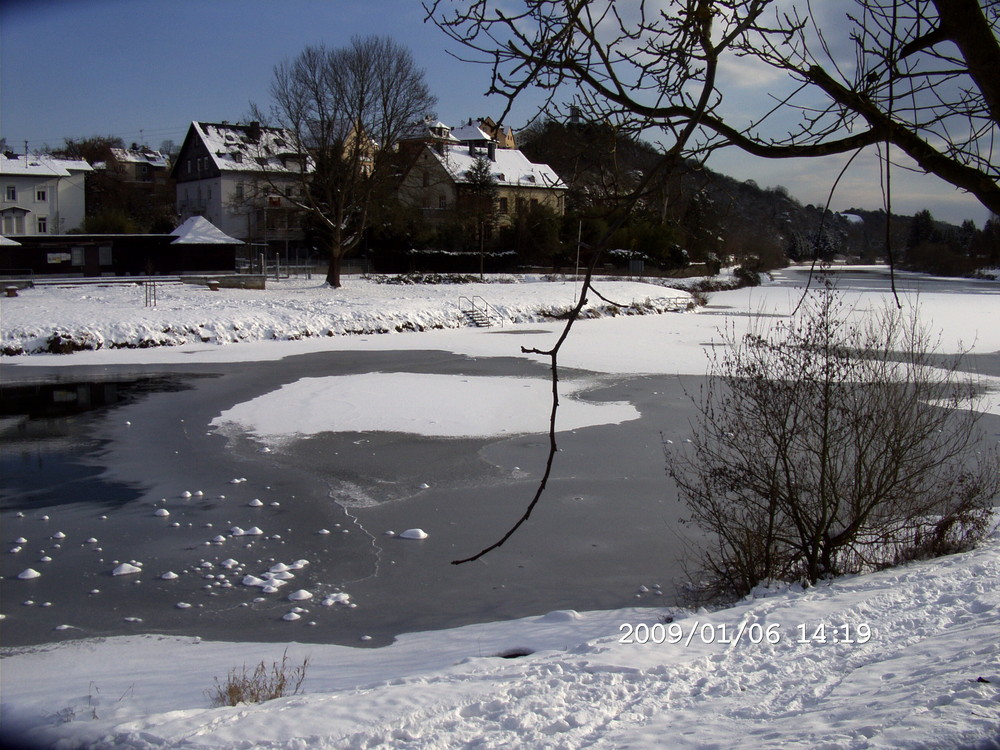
[0,377,191,510]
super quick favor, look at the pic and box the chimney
[487,141,496,161]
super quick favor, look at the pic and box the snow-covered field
[2,268,1000,749]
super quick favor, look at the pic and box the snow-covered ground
[4,531,999,749]
[0,276,691,355]
[2,268,1000,749]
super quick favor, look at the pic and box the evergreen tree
[907,209,939,251]
[464,156,499,278]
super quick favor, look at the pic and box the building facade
[171,121,309,253]
[106,145,171,185]
[1,154,93,237]
[397,119,566,227]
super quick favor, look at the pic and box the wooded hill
[518,119,998,276]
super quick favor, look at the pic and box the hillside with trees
[516,117,997,277]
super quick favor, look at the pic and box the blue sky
[1,0,989,226]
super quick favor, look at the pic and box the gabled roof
[431,144,567,190]
[400,117,460,143]
[109,147,170,169]
[449,123,493,144]
[170,216,243,245]
[0,234,22,246]
[185,121,310,174]
[0,154,94,177]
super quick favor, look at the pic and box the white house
[0,153,93,236]
[397,120,567,224]
[171,121,310,251]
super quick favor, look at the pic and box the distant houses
[1,115,568,277]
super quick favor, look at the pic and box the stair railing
[458,295,504,327]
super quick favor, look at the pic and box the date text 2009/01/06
[618,621,874,647]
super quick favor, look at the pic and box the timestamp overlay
[618,620,875,647]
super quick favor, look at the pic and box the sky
[0,0,991,227]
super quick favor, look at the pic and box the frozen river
[2,266,998,648]
[1,348,702,647]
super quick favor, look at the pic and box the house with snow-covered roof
[0,153,92,237]
[171,121,311,253]
[449,117,517,150]
[396,119,566,226]
[106,145,171,185]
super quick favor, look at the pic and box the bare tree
[426,0,1000,215]
[666,284,999,597]
[258,36,437,287]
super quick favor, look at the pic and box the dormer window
[233,152,243,164]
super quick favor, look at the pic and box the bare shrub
[206,650,309,707]
[667,284,999,598]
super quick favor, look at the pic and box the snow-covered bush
[667,283,1000,598]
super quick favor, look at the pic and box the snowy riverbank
[0,276,693,355]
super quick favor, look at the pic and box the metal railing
[458,295,504,327]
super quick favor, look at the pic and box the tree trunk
[326,250,342,288]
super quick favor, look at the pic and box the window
[233,152,243,164]
[99,246,113,266]
[4,186,15,201]
[499,197,509,214]
[36,216,47,233]
[71,247,84,266]
[235,183,244,201]
[438,195,447,209]
[36,188,48,202]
